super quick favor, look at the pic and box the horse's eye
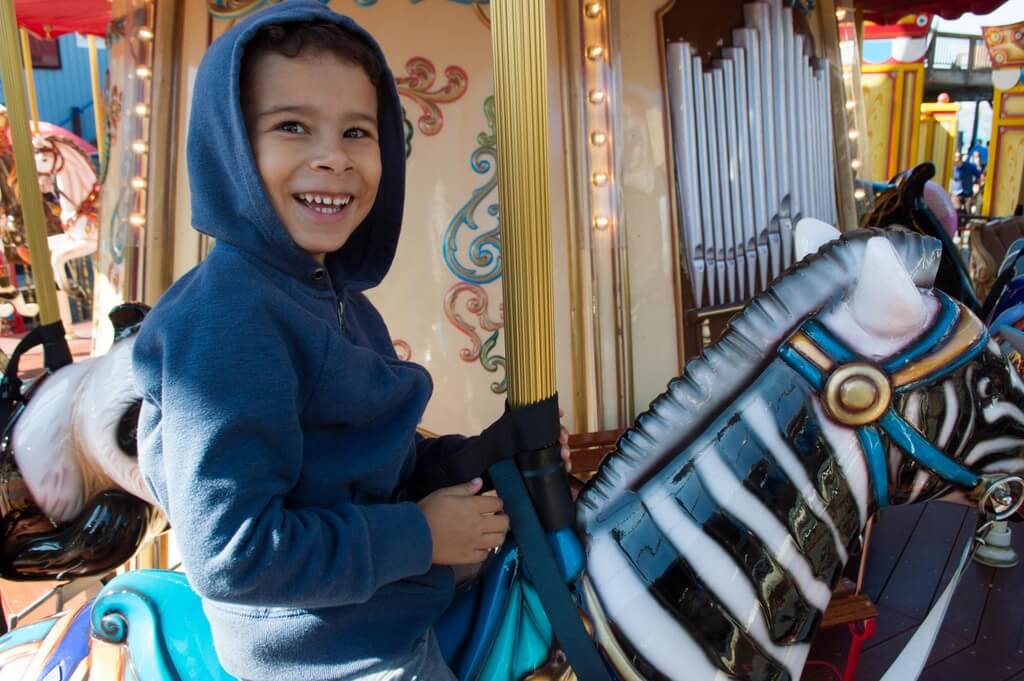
[117,400,142,457]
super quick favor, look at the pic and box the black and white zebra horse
[577,226,1024,681]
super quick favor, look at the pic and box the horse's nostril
[117,400,142,457]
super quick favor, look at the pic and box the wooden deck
[803,502,1024,681]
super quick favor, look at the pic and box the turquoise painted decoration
[443,96,501,285]
[91,570,235,680]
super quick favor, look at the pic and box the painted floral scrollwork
[393,340,412,361]
[396,58,469,137]
[443,96,500,284]
[444,283,506,394]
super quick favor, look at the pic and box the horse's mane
[577,229,942,524]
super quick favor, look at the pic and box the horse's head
[795,224,1024,514]
[576,228,1023,681]
[0,304,162,580]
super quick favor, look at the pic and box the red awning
[855,0,1009,23]
[14,0,110,39]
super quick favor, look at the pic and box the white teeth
[297,193,351,209]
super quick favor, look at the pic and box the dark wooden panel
[875,503,969,620]
[861,504,928,603]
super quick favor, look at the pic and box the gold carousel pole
[17,28,39,133]
[490,0,557,408]
[0,1,60,324]
[87,35,106,160]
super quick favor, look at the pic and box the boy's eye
[276,121,307,134]
[345,127,374,140]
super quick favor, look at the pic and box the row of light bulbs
[129,13,155,229]
[835,7,867,200]
[583,1,612,231]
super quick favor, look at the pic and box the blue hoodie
[133,3,461,678]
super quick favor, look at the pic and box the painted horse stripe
[694,447,833,611]
[587,532,722,681]
[614,503,791,681]
[669,466,819,645]
[713,411,843,583]
[743,396,848,566]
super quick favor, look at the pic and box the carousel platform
[804,502,1024,681]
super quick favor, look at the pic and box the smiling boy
[132,3,511,679]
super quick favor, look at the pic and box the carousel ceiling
[14,0,109,38]
[855,0,1009,23]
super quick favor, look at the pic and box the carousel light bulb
[129,213,147,227]
[836,9,847,20]
[134,103,150,117]
[131,177,147,190]
[588,89,606,104]
[854,188,866,200]
[592,171,609,186]
[845,99,856,110]
[585,2,602,18]
[593,215,610,230]
[132,140,148,154]
[586,45,604,61]
[137,27,154,40]
[847,129,859,140]
[135,65,152,79]
[591,131,608,146]
[851,158,862,170]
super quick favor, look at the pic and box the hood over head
[187,0,405,291]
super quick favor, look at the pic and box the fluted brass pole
[0,1,60,324]
[490,0,556,409]
[87,35,106,160]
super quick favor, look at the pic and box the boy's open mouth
[294,192,352,216]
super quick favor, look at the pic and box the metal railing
[927,32,992,71]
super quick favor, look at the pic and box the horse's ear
[109,303,150,341]
[851,237,926,337]
[795,218,841,261]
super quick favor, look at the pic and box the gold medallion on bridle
[823,363,892,426]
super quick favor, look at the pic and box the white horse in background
[34,134,100,333]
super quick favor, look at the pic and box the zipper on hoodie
[336,299,344,331]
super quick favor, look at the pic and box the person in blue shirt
[132,2,569,679]
[951,151,981,212]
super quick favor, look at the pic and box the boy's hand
[559,408,572,473]
[418,478,509,565]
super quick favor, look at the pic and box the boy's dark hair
[241,21,384,100]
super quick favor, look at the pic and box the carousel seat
[89,569,234,680]
[969,216,1024,301]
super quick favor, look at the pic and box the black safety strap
[0,321,70,402]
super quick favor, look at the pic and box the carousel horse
[861,162,980,314]
[0,304,162,584]
[34,135,101,331]
[1,229,1024,681]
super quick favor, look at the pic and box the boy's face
[244,52,381,264]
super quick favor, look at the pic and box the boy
[133,2,568,679]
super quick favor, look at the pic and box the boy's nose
[310,145,355,173]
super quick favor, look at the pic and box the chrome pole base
[974,520,1019,569]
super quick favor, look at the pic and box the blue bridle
[779,292,986,508]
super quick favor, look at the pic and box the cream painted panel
[333,1,575,435]
[615,0,682,414]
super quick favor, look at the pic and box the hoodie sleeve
[134,305,434,609]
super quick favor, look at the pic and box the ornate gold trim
[790,332,835,371]
[580,576,645,681]
[823,363,892,426]
[891,310,984,388]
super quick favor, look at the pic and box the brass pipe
[490,0,557,409]
[87,35,106,160]
[1,3,60,324]
[18,28,39,133]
